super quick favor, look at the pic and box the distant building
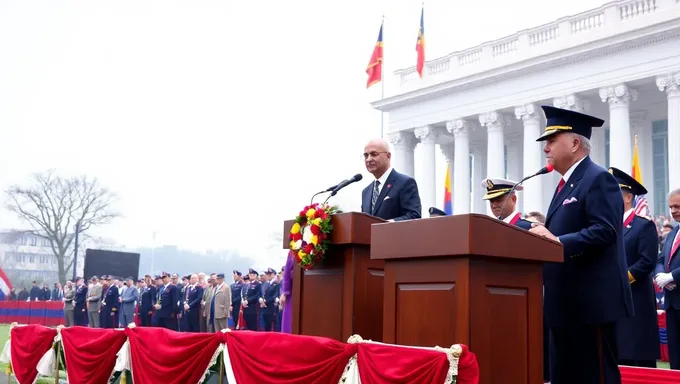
[0,229,123,286]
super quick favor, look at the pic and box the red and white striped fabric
[634,195,649,216]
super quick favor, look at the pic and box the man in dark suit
[73,277,88,326]
[655,188,680,369]
[154,272,180,330]
[607,167,659,368]
[528,105,633,384]
[361,138,421,221]
[481,177,533,230]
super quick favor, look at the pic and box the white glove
[655,273,675,288]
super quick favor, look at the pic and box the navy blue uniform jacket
[361,169,421,221]
[543,156,633,327]
[616,213,659,360]
[656,225,680,310]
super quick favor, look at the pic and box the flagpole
[380,14,385,139]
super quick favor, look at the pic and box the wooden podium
[371,214,563,384]
[283,212,385,343]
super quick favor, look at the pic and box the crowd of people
[4,268,288,333]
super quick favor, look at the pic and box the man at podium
[480,177,533,230]
[530,106,633,384]
[361,138,421,221]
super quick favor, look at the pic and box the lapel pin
[570,184,574,187]
[387,184,391,189]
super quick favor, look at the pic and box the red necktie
[667,232,680,271]
[556,179,566,194]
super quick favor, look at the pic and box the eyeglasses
[362,151,388,159]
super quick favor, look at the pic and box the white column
[599,84,637,170]
[472,146,487,214]
[553,94,590,113]
[387,131,417,177]
[479,111,508,178]
[657,74,680,191]
[414,126,438,216]
[590,128,606,167]
[447,119,472,214]
[515,103,544,214]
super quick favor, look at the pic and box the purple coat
[281,253,294,333]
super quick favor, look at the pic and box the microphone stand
[310,191,329,206]
[497,180,525,221]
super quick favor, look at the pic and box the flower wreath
[289,203,340,270]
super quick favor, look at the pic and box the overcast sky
[0,0,596,269]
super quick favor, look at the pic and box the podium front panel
[383,257,470,347]
[469,258,544,384]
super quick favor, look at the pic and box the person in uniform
[230,270,244,330]
[151,275,163,326]
[242,268,262,331]
[154,272,179,330]
[138,279,151,326]
[184,274,204,332]
[201,274,215,332]
[86,276,102,328]
[528,106,633,384]
[656,188,680,369]
[98,275,109,328]
[262,268,280,332]
[73,277,88,326]
[63,281,75,327]
[607,167,660,368]
[209,273,231,332]
[103,276,120,328]
[120,277,139,327]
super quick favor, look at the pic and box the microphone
[330,174,363,196]
[310,178,348,205]
[497,164,554,220]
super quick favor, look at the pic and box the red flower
[319,233,327,240]
[319,210,328,220]
[310,225,320,235]
[291,232,302,241]
[304,243,314,254]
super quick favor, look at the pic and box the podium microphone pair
[311,173,364,205]
[497,164,554,220]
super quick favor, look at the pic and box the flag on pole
[366,21,384,89]
[443,163,452,215]
[0,267,12,301]
[416,6,425,78]
[632,135,650,216]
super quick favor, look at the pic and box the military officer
[609,167,660,367]
[230,270,244,329]
[481,177,533,229]
[242,268,262,331]
[262,268,280,331]
[73,277,88,326]
[102,275,120,328]
[86,276,103,327]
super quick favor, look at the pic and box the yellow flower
[310,235,319,245]
[306,208,317,219]
[290,222,301,235]
[298,250,307,258]
[289,241,296,249]
[313,218,322,225]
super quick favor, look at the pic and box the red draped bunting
[224,330,354,384]
[620,366,680,384]
[60,326,127,384]
[455,344,480,384]
[125,326,222,384]
[10,325,57,384]
[357,343,449,384]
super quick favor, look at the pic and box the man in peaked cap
[208,273,231,332]
[607,167,659,368]
[230,270,244,330]
[241,268,262,330]
[86,275,103,328]
[480,177,533,230]
[528,105,632,384]
[261,268,280,332]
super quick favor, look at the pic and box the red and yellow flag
[416,6,425,78]
[631,135,642,183]
[366,22,384,89]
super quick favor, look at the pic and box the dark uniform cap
[243,275,250,281]
[154,275,162,280]
[233,270,242,276]
[428,207,447,217]
[537,105,605,141]
[249,268,258,275]
[137,279,144,283]
[608,167,648,196]
[480,178,523,200]
[216,273,225,279]
[266,268,276,275]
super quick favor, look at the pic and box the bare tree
[5,170,119,284]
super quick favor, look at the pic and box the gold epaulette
[636,214,653,221]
